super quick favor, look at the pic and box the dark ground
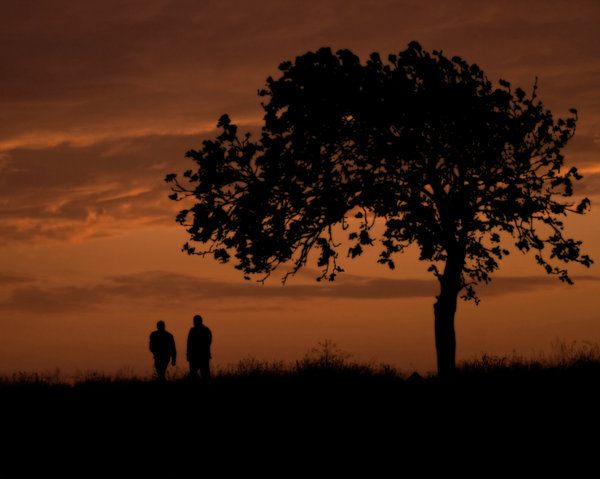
[3,363,600,474]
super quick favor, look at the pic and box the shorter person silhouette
[187,315,212,380]
[149,320,176,381]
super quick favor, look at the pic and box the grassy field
[3,340,600,472]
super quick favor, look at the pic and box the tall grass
[216,339,404,381]
[2,339,599,388]
[457,339,600,376]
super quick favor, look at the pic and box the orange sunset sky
[1,0,599,377]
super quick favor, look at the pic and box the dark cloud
[1,0,599,149]
[0,0,598,247]
[564,133,600,170]
[478,275,600,297]
[577,172,600,198]
[2,270,598,314]
[0,284,108,314]
[0,272,36,285]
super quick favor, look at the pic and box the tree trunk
[434,281,459,378]
[434,247,465,378]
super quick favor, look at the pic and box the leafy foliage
[166,41,592,303]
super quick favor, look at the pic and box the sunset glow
[1,0,599,378]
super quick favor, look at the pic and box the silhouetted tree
[166,42,592,377]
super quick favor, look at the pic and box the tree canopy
[166,41,592,375]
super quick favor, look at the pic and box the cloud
[1,126,596,247]
[1,270,598,314]
[0,0,323,149]
[1,0,599,150]
[0,133,207,244]
[477,275,600,297]
[1,0,598,248]
[0,272,36,286]
[577,172,600,199]
[564,132,600,172]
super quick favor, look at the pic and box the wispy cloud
[0,272,36,286]
[2,270,598,314]
[0,134,202,244]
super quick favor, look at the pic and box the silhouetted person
[149,320,176,381]
[187,315,212,380]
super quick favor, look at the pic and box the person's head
[193,315,203,327]
[156,320,166,330]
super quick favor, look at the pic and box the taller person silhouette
[149,320,176,381]
[187,315,212,380]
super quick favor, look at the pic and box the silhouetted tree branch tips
[166,42,593,377]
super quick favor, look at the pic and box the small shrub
[296,339,354,371]
[223,357,289,377]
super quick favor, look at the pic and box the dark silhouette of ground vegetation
[3,340,600,472]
